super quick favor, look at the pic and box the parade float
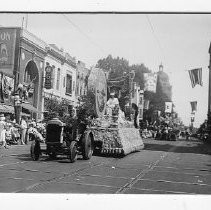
[83,67,144,155]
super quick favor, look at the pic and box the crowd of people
[139,120,191,141]
[0,113,45,149]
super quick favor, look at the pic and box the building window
[51,65,55,89]
[56,68,60,90]
[66,74,72,95]
[80,86,82,95]
[63,77,65,88]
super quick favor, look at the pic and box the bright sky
[0,13,211,127]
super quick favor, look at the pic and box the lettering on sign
[0,32,11,41]
[0,28,19,77]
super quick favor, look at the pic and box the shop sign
[0,28,20,77]
[45,65,52,89]
[143,73,157,93]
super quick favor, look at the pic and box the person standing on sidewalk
[24,116,30,144]
[0,114,8,149]
[20,116,27,145]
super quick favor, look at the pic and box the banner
[138,93,144,120]
[44,65,52,89]
[188,68,203,88]
[143,73,157,93]
[0,28,20,77]
[190,101,197,113]
[191,112,195,123]
[143,99,149,110]
[165,102,172,113]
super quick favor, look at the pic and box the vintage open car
[30,117,94,163]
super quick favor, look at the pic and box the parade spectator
[10,123,20,144]
[25,116,30,145]
[0,114,8,149]
[5,125,12,145]
[28,122,44,142]
[20,116,27,145]
[132,103,139,128]
[185,128,190,140]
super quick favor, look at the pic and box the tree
[77,90,97,121]
[130,63,151,90]
[96,55,130,79]
[44,97,71,122]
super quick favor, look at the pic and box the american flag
[188,68,203,88]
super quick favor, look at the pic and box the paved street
[0,138,211,194]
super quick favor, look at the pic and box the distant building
[157,64,172,102]
[76,60,90,100]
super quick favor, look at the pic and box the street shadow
[15,150,124,163]
[144,141,211,155]
[15,153,69,162]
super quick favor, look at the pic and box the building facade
[0,27,47,121]
[0,27,79,121]
[76,61,90,99]
[18,29,47,119]
[157,64,172,102]
[43,44,77,115]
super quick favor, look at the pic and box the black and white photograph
[0,0,211,209]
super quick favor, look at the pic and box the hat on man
[110,91,115,96]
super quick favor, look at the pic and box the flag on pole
[165,102,172,113]
[188,68,203,88]
[190,101,197,113]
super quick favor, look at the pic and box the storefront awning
[21,103,39,113]
[0,104,14,114]
[21,112,31,117]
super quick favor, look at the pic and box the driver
[106,91,119,116]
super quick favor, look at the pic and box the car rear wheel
[68,141,78,163]
[30,140,40,161]
[82,132,94,160]
[49,152,57,159]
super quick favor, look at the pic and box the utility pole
[21,17,24,29]
[25,14,28,29]
[208,43,211,125]
[21,14,28,29]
